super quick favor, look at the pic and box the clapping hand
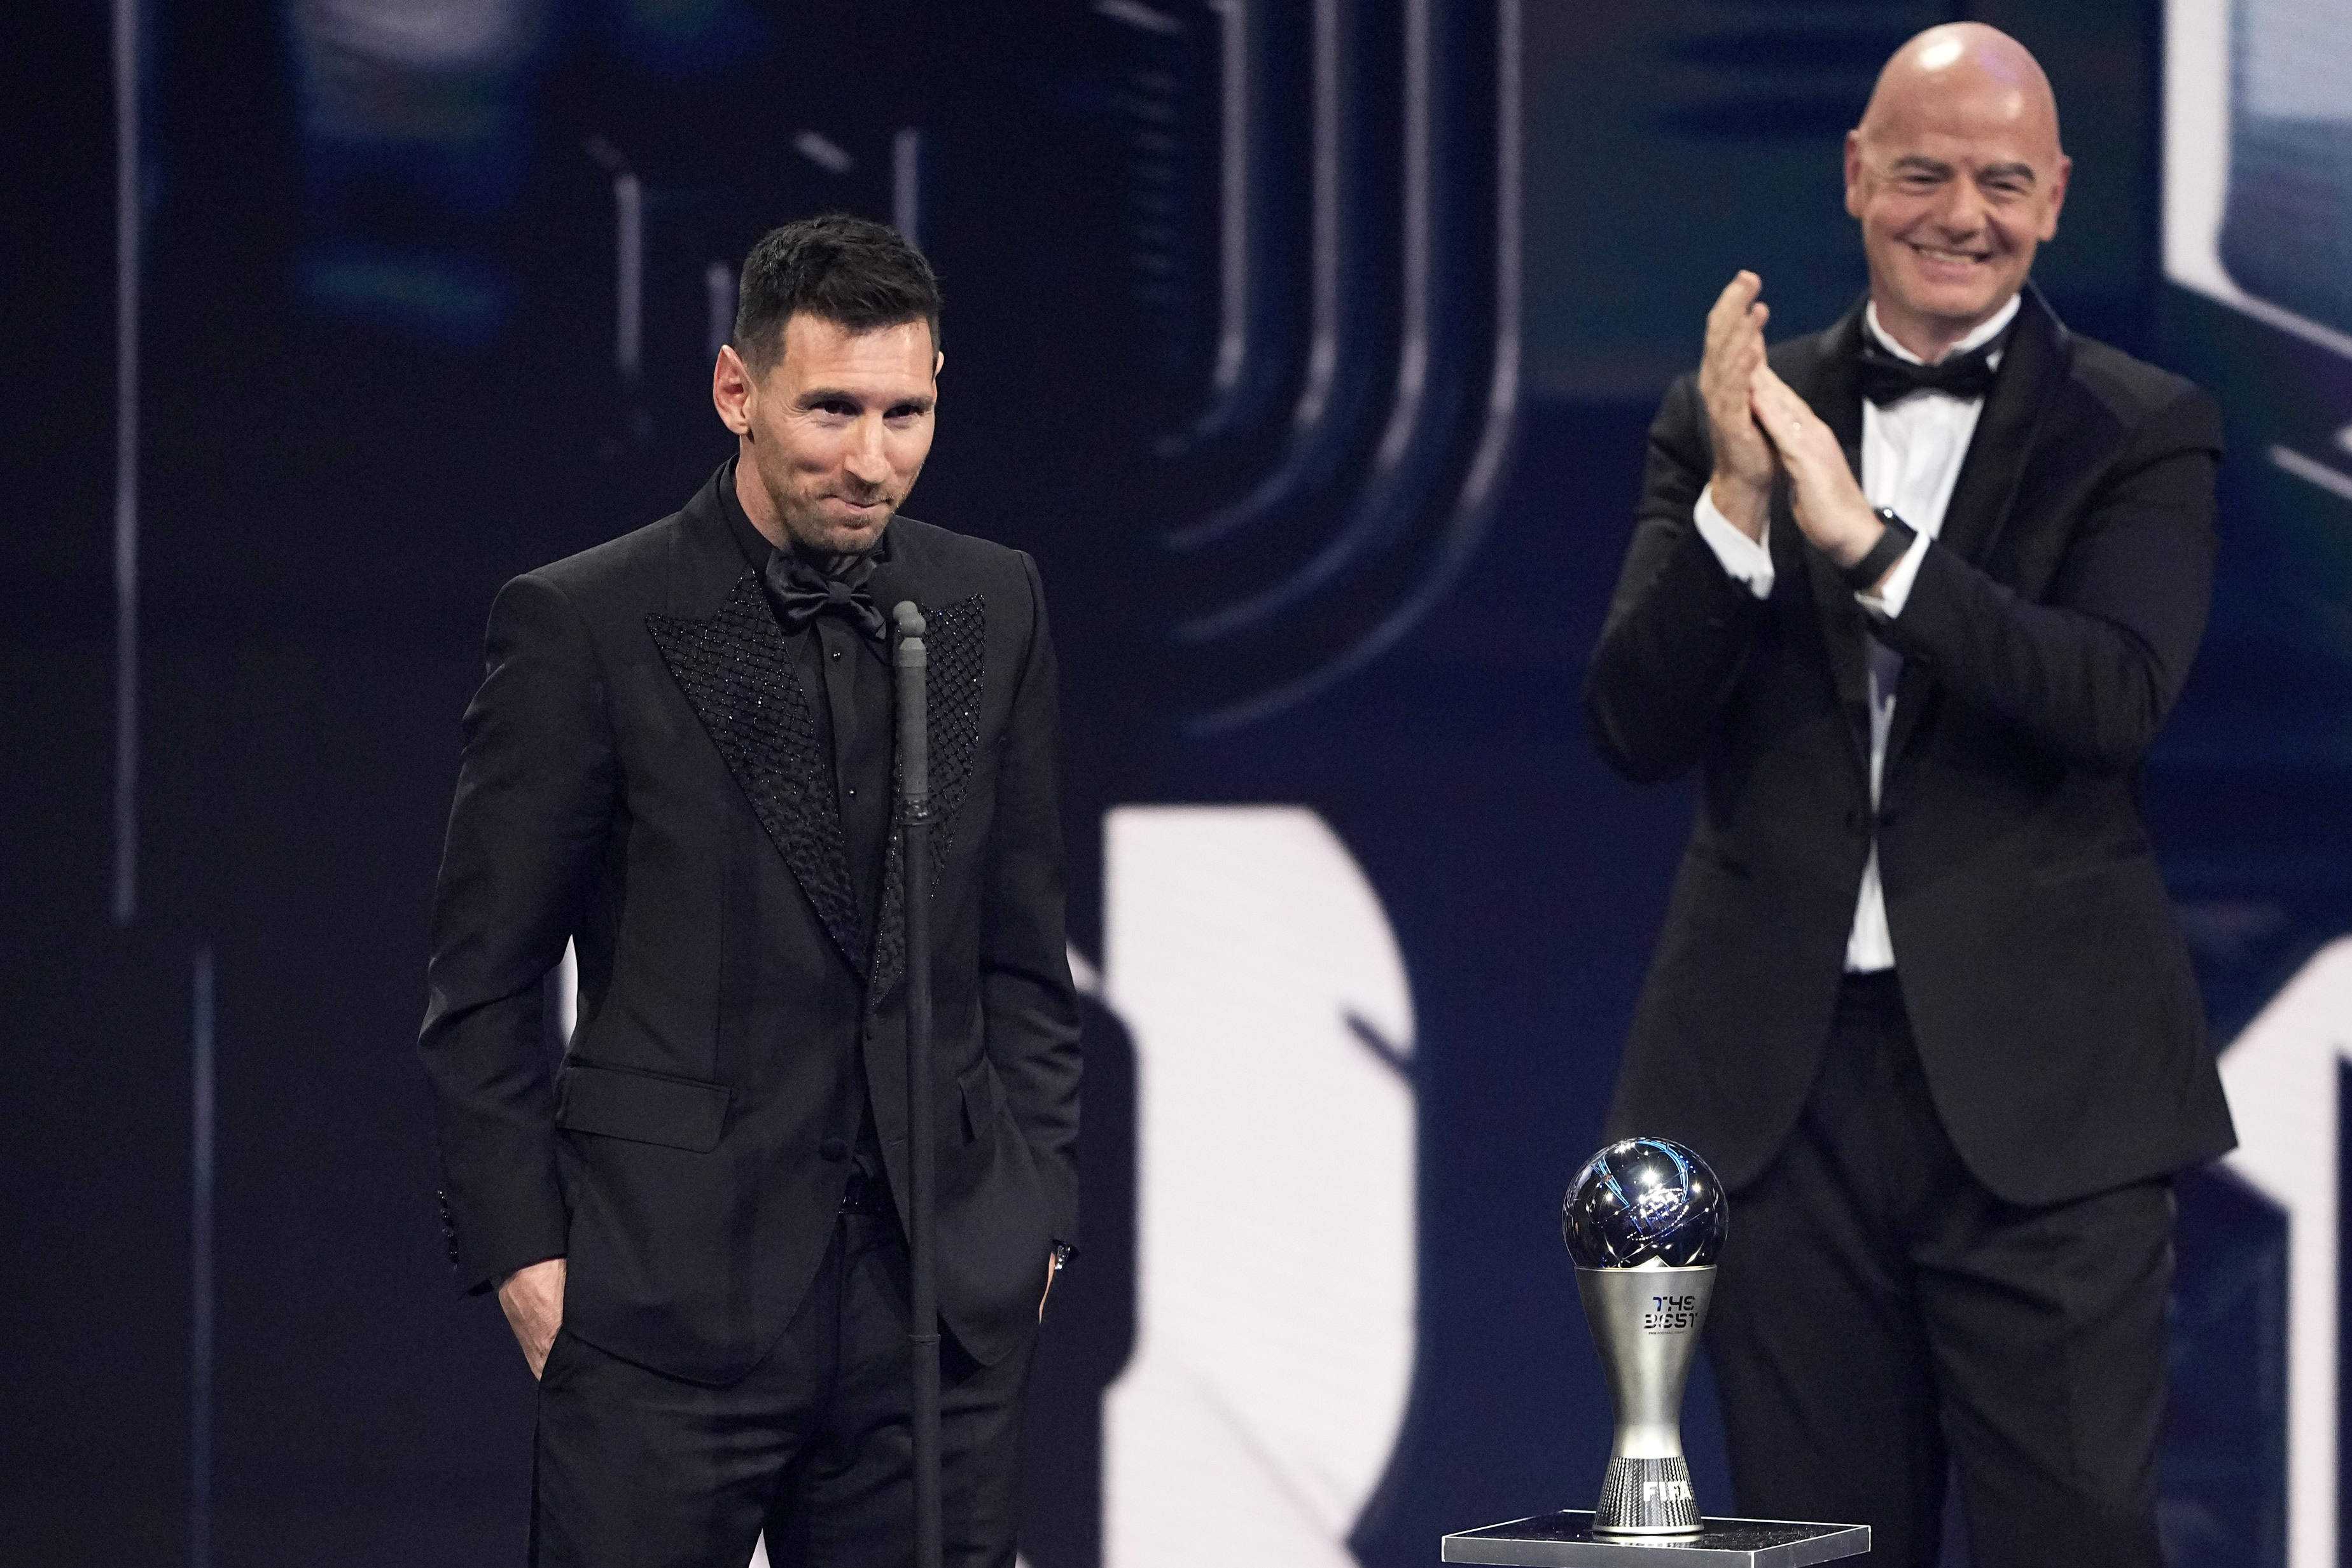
[1699,273,1779,540]
[1746,361,1884,577]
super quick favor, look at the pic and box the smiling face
[1844,24,2070,360]
[713,312,942,561]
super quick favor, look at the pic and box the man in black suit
[1585,25,2234,1567]
[418,214,1080,1565]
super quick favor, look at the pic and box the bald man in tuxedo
[1587,26,2234,1567]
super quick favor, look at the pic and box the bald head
[1860,24,2063,166]
[1842,23,2071,359]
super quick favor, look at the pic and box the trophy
[1439,1137,1870,1567]
[1561,1136,1725,1534]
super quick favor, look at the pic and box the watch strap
[1844,508,1917,592]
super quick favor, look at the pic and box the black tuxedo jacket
[1585,289,2236,1205]
[419,468,1080,1385]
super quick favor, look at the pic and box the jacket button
[820,1137,850,1162]
[1880,807,1899,828]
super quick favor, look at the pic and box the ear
[933,349,945,382]
[2039,154,2072,241]
[713,344,756,436]
[1842,128,1865,220]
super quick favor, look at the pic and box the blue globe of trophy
[1562,1136,1728,1271]
[1562,1137,1728,1535]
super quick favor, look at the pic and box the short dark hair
[732,213,941,373]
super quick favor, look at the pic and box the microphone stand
[891,600,943,1568]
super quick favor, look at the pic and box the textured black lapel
[1790,303,1872,771]
[866,593,987,1006]
[646,571,868,975]
[1884,287,2071,770]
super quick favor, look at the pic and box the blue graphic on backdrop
[286,0,776,345]
[2220,0,2352,339]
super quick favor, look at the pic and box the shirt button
[820,1137,850,1162]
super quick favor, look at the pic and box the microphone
[893,599,943,1568]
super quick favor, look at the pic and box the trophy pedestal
[1442,1511,1869,1567]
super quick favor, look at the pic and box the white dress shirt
[1691,292,2020,971]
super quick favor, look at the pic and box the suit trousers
[1705,973,2171,1568]
[530,1210,1036,1568]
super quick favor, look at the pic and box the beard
[758,473,900,568]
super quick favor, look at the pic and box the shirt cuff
[1692,487,1774,600]
[1856,530,1931,618]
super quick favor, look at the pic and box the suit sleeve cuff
[1856,530,1932,619]
[1693,488,1774,600]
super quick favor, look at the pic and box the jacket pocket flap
[556,1060,732,1153]
[957,1057,1006,1144]
[2028,840,2154,887]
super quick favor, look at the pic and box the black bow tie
[1856,337,2001,406]
[762,550,889,644]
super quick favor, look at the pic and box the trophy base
[1595,1454,1699,1533]
[1442,1511,1869,1567]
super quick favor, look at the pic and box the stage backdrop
[1,3,2347,1566]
